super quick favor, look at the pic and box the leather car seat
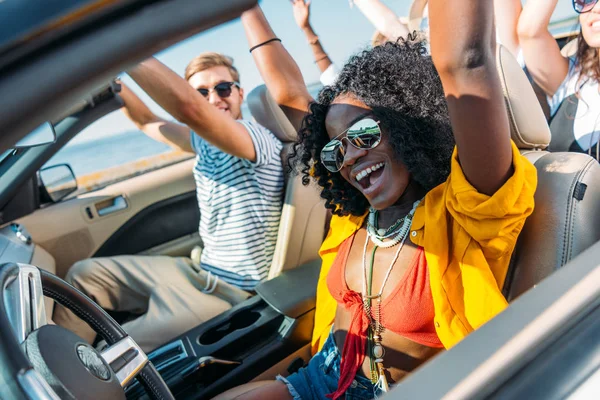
[496,44,600,300]
[247,86,327,279]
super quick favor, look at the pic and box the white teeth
[356,162,384,182]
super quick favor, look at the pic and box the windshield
[0,150,11,165]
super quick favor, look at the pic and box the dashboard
[0,223,34,265]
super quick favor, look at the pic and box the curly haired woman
[519,0,600,157]
[221,0,538,398]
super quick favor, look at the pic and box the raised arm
[241,5,313,130]
[493,0,522,58]
[429,0,513,195]
[292,0,333,74]
[118,83,193,153]
[127,58,257,161]
[517,0,569,96]
[353,0,410,42]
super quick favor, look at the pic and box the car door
[15,97,201,278]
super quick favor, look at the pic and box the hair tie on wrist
[314,55,329,63]
[249,38,282,53]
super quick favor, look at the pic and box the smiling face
[187,65,244,119]
[580,3,600,48]
[324,94,411,210]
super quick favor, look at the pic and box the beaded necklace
[362,200,420,392]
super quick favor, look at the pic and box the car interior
[0,0,599,399]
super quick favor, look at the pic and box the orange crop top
[326,235,443,399]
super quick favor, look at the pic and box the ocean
[47,130,173,177]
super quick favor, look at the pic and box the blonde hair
[184,52,240,83]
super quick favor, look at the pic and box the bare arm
[127,58,258,161]
[429,0,513,195]
[118,83,193,153]
[241,5,313,130]
[353,0,410,41]
[292,0,333,73]
[493,0,522,57]
[517,0,569,96]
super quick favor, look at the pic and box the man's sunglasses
[573,0,598,13]
[320,118,382,173]
[197,82,240,98]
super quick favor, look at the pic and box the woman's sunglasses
[320,118,382,173]
[197,82,240,98]
[573,0,599,13]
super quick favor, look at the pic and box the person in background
[494,0,522,59]
[519,0,600,157]
[53,53,284,352]
[214,1,537,398]
[291,0,338,86]
[410,0,551,118]
[495,0,551,119]
[292,0,410,86]
[350,0,410,42]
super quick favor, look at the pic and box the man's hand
[292,0,311,30]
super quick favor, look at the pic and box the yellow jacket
[311,141,537,353]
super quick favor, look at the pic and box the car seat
[496,44,600,300]
[247,86,327,280]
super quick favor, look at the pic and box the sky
[75,0,578,144]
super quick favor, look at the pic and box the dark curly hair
[290,38,455,217]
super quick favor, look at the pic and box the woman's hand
[292,0,312,30]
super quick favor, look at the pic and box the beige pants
[52,255,248,352]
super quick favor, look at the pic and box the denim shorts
[277,331,382,400]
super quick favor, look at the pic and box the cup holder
[199,310,261,345]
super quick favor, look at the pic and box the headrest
[496,44,551,149]
[247,85,297,143]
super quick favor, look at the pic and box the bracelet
[314,55,329,64]
[308,36,320,45]
[249,38,281,53]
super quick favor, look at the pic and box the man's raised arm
[118,82,193,153]
[241,5,313,131]
[127,59,258,161]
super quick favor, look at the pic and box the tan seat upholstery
[247,86,327,279]
[496,44,600,300]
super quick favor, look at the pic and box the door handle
[96,196,128,216]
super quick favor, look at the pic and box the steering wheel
[0,263,175,400]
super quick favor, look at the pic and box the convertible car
[1,1,600,399]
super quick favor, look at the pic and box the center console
[125,260,321,399]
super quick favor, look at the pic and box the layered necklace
[362,199,421,393]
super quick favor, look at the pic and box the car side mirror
[39,164,78,203]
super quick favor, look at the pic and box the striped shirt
[190,120,284,290]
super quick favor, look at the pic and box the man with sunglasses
[53,52,284,352]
